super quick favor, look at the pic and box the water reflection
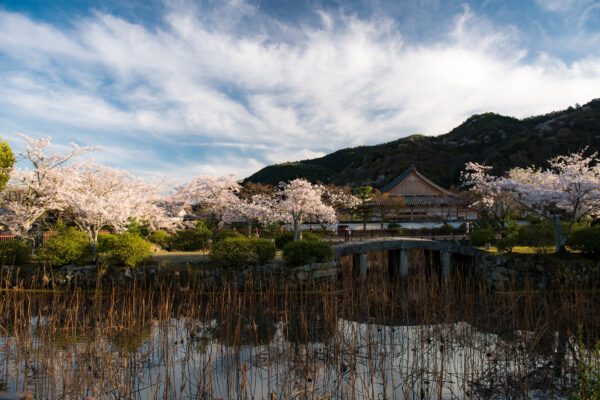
[0,279,597,399]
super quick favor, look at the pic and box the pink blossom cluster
[462,149,600,251]
[1,135,359,251]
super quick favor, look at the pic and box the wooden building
[364,165,477,223]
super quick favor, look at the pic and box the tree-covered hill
[244,98,600,189]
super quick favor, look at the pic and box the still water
[0,278,592,399]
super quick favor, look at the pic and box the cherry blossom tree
[461,163,520,227]
[462,150,600,252]
[1,134,93,241]
[58,163,168,260]
[235,194,283,235]
[175,175,244,227]
[275,179,337,240]
[322,184,360,211]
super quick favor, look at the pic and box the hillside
[244,98,600,189]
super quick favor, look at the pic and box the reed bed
[0,266,598,399]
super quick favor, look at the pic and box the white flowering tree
[175,175,243,227]
[462,150,600,252]
[275,179,337,240]
[1,134,92,241]
[461,163,520,227]
[322,184,360,212]
[58,163,167,260]
[233,194,282,235]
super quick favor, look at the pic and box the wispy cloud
[0,1,599,180]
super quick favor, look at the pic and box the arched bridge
[334,238,487,281]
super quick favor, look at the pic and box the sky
[0,0,599,183]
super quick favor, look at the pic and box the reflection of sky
[1,0,599,182]
[3,317,525,399]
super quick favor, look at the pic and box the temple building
[359,165,477,224]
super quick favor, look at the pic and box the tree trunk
[91,242,97,263]
[554,326,568,378]
[89,229,99,263]
[293,219,301,240]
[552,219,567,253]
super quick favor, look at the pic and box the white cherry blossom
[275,179,337,240]
[463,150,600,252]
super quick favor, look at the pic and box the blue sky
[1,0,599,182]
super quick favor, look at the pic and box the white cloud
[533,0,593,12]
[0,3,599,179]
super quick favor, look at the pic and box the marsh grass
[0,264,597,399]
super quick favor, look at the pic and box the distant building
[355,165,477,224]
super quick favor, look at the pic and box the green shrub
[125,218,150,237]
[518,221,556,250]
[248,237,276,264]
[170,228,211,251]
[275,231,294,249]
[301,231,320,241]
[0,240,31,265]
[210,238,257,268]
[42,228,91,266]
[148,230,170,250]
[196,219,214,231]
[567,225,600,254]
[98,233,117,253]
[102,233,152,267]
[496,235,519,252]
[310,240,334,263]
[262,223,283,239]
[468,225,496,247]
[213,231,244,243]
[502,219,522,238]
[283,239,334,266]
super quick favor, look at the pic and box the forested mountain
[244,98,600,189]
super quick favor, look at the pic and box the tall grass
[0,262,597,399]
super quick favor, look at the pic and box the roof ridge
[381,165,453,196]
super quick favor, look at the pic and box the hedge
[42,227,91,266]
[210,238,257,268]
[567,225,600,254]
[148,230,170,250]
[283,239,334,266]
[212,231,244,243]
[100,233,152,267]
[0,240,31,265]
[169,228,211,251]
[275,231,294,249]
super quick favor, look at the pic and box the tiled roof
[380,164,453,196]
[366,194,466,207]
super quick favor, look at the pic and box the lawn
[478,246,555,254]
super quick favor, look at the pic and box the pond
[0,274,597,399]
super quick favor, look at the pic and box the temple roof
[380,164,453,196]
[367,194,463,207]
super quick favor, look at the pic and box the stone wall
[475,254,600,289]
[2,261,339,290]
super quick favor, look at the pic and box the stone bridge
[334,238,488,282]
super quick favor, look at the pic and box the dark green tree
[0,137,15,192]
[354,186,374,230]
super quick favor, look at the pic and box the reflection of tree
[208,308,277,347]
[107,323,153,353]
[285,301,335,345]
